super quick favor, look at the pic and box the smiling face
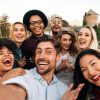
[29,15,44,37]
[77,27,92,50]
[0,47,14,76]
[80,54,100,87]
[60,33,72,51]
[51,18,62,33]
[12,23,27,44]
[35,41,58,75]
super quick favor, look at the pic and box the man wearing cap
[50,14,63,39]
[21,9,51,69]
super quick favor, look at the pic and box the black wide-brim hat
[23,9,48,32]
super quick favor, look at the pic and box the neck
[16,42,22,48]
[52,32,58,39]
[61,49,68,55]
[32,32,44,38]
[41,70,54,85]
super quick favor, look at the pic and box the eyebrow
[80,59,94,69]
[89,59,94,64]
[36,47,54,50]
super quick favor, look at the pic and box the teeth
[3,58,10,62]
[92,74,100,79]
[38,62,48,65]
[3,58,11,64]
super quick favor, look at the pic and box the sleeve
[2,74,31,100]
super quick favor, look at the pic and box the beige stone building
[83,9,99,27]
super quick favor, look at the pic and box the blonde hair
[9,22,27,41]
[84,25,98,50]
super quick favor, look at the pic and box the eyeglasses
[29,20,43,26]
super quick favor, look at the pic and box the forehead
[51,17,62,22]
[80,54,98,64]
[29,15,42,21]
[79,28,91,34]
[61,33,71,38]
[14,24,24,28]
[0,47,9,50]
[36,41,55,49]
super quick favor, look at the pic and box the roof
[86,9,99,15]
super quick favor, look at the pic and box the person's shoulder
[56,80,68,97]
[57,80,68,88]
[43,34,52,38]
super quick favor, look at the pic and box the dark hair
[0,38,17,56]
[23,9,48,32]
[35,37,61,55]
[13,22,27,32]
[58,30,78,56]
[73,49,100,100]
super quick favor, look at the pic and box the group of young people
[0,9,99,100]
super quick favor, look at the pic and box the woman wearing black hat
[21,9,51,69]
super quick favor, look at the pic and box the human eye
[47,50,52,55]
[13,28,18,32]
[38,20,43,24]
[58,21,61,24]
[81,68,87,72]
[29,21,35,26]
[36,49,41,55]
[85,33,90,37]
[91,62,96,66]
[0,51,3,55]
[21,28,25,32]
[8,50,13,54]
[78,32,82,36]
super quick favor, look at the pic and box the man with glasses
[21,9,51,69]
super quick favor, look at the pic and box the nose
[66,41,70,45]
[39,51,45,59]
[87,66,95,76]
[4,53,10,57]
[18,30,21,34]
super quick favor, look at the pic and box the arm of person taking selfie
[62,83,84,100]
[0,68,26,83]
[0,84,26,100]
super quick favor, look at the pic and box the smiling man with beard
[3,38,84,100]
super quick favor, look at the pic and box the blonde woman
[9,22,27,68]
[77,25,99,51]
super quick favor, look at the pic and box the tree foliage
[0,15,10,38]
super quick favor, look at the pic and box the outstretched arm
[0,84,26,100]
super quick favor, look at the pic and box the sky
[0,0,100,26]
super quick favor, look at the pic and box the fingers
[66,83,74,93]
[71,83,84,99]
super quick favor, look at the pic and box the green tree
[0,15,10,38]
[62,19,69,27]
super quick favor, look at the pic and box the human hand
[65,61,74,72]
[0,68,26,83]
[62,83,84,100]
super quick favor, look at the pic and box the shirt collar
[29,68,58,84]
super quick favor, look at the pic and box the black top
[21,34,51,69]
